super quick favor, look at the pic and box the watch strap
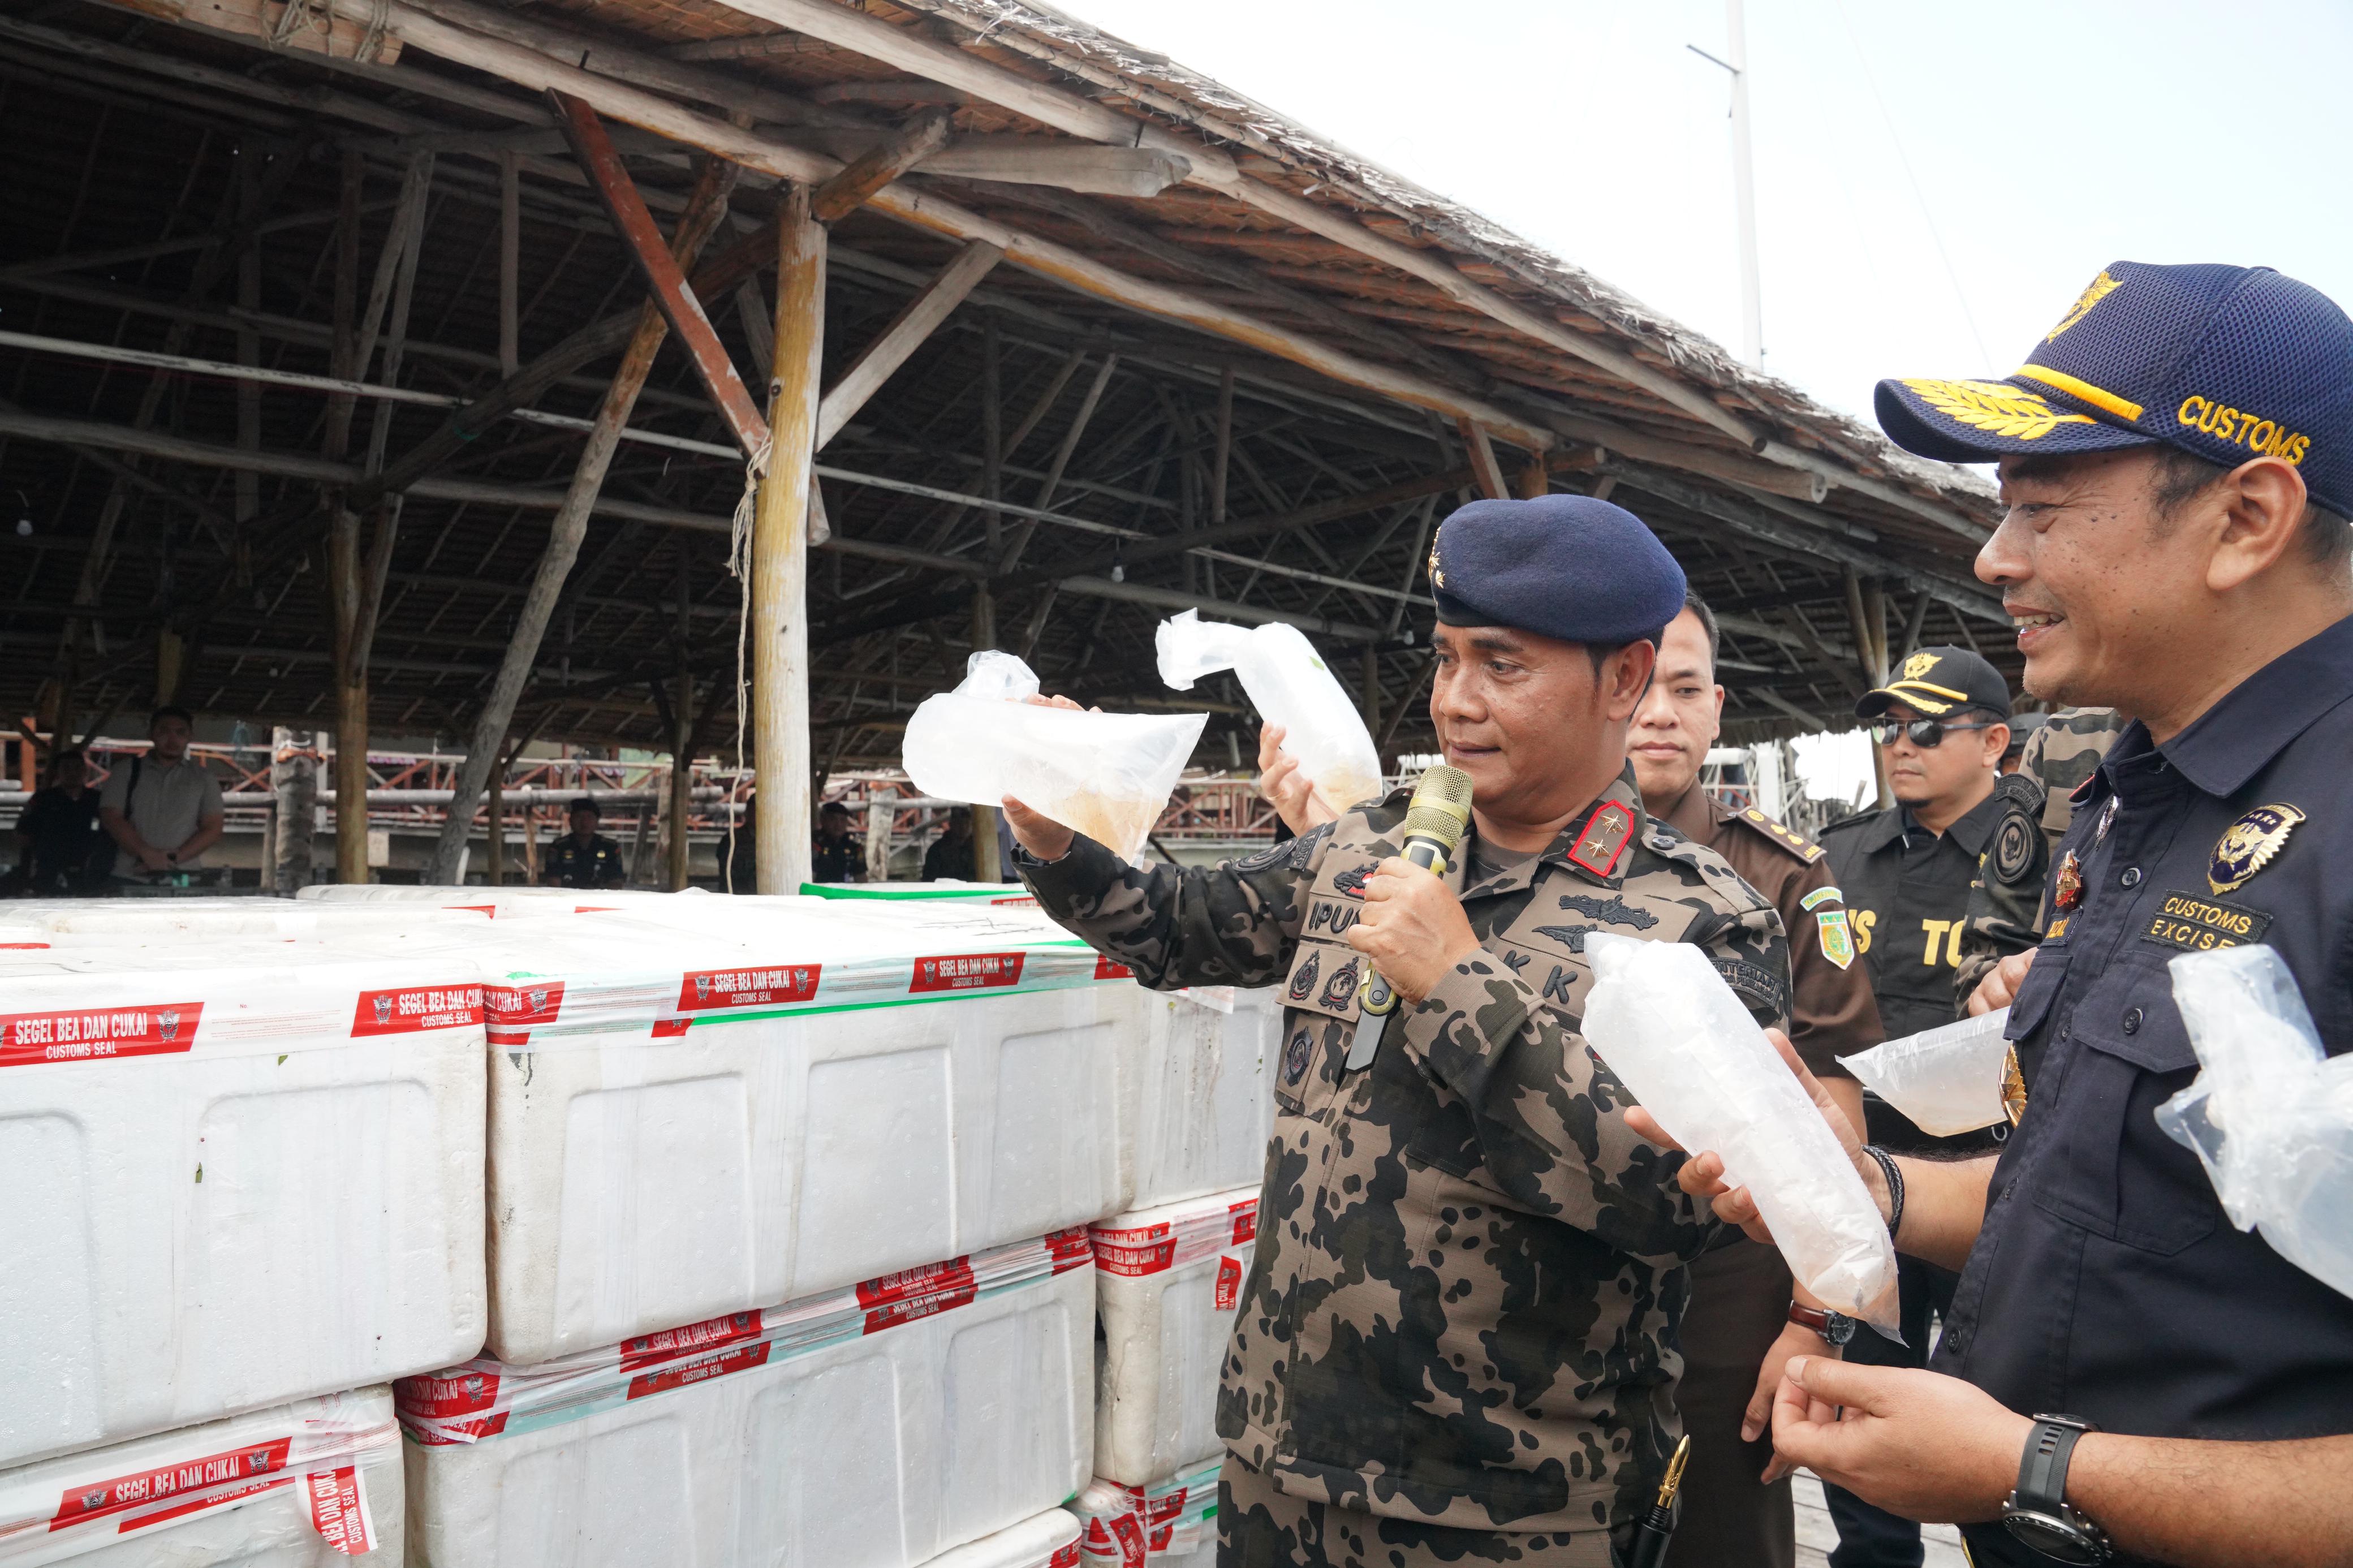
[2015,1417,2089,1515]
[1786,1302,1855,1346]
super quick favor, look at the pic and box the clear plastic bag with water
[1156,610,1384,813]
[901,651,1208,862]
[1838,1009,2013,1137]
[2159,945,2353,1301]
[1583,933,1903,1337]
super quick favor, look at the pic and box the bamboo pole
[753,186,824,894]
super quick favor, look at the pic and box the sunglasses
[1868,718,1994,748]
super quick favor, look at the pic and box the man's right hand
[1967,949,2035,1015]
[137,847,171,875]
[1624,1027,1891,1243]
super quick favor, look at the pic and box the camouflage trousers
[1218,1454,1635,1568]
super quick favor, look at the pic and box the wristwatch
[2001,1414,2112,1563]
[1786,1302,1857,1347]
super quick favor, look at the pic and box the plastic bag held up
[1156,611,1384,813]
[2160,945,2353,1301]
[902,651,1208,862]
[1838,1009,2014,1138]
[1583,934,1903,1337]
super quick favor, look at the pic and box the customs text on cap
[1854,645,2012,721]
[1427,494,1687,645]
[1874,261,2353,519]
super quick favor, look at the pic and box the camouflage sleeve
[1400,905,1787,1265]
[1953,772,2050,1011]
[1014,826,1329,991]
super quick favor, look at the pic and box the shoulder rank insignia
[1566,800,1634,879]
[1739,807,1826,864]
[1815,908,1856,970]
[2209,803,2304,895]
[2053,848,2083,914]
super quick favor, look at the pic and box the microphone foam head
[1402,765,1473,850]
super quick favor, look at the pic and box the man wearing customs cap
[1647,262,2353,1568]
[1005,494,1793,1567]
[542,797,625,889]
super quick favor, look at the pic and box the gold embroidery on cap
[1903,380,2097,441]
[2046,270,2122,341]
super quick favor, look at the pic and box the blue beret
[1427,495,1687,646]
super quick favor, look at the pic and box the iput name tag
[2140,889,2273,954]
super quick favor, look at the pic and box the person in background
[1010,495,1791,1568]
[1627,589,1884,1568]
[13,748,106,894]
[544,797,624,889]
[1816,648,2035,1568]
[1953,706,2131,1012]
[98,705,224,884]
[921,809,976,881]
[810,800,864,883]
[1996,712,2042,774]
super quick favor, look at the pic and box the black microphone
[1344,765,1473,1071]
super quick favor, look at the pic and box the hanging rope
[721,434,770,893]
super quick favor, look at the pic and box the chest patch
[1285,946,1321,1003]
[2141,889,2273,954]
[1317,955,1362,1013]
[1989,812,2036,885]
[1282,1026,1313,1085]
[1330,863,1375,899]
[1558,892,1658,929]
[1531,923,1591,953]
[1304,897,1359,937]
[1281,940,1361,1022]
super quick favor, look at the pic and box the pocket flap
[2002,948,2069,1043]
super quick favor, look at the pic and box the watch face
[2003,1510,2109,1565]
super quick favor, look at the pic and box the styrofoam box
[0,945,486,1469]
[1070,1458,1219,1566]
[0,1388,402,1565]
[1089,1190,1257,1487]
[918,1509,1080,1568]
[403,1252,1094,1568]
[1129,988,1277,1211]
[442,902,1139,1365]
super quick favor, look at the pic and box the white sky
[1057,0,2353,805]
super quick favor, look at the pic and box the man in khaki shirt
[98,705,226,881]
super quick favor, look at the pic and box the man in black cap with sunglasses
[1816,645,2034,1568]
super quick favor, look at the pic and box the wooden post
[1517,455,1549,499]
[752,186,824,894]
[864,795,893,882]
[969,587,1000,882]
[269,727,317,894]
[484,742,505,885]
[1458,417,1510,501]
[523,807,540,885]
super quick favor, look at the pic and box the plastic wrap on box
[1582,934,1902,1336]
[1089,1191,1257,1487]
[0,946,486,1468]
[296,884,740,918]
[2161,946,2353,1300]
[801,882,1040,907]
[916,1509,1081,1568]
[1070,1456,1220,1567]
[1129,989,1277,1212]
[1837,1008,2013,1137]
[400,1234,1094,1568]
[438,901,1139,1364]
[0,1388,400,1565]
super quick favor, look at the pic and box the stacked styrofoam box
[1068,1457,1221,1568]
[1127,987,1277,1211]
[1088,1190,1257,1489]
[406,898,1135,1363]
[0,941,486,1469]
[0,1388,401,1565]
[919,1509,1081,1568]
[800,881,1040,907]
[399,1232,1095,1567]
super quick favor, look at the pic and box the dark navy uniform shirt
[545,832,625,890]
[1938,615,2353,1567]
[1823,789,2022,1043]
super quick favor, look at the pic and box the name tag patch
[2140,889,2272,953]
[1305,898,1359,937]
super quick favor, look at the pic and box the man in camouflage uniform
[1951,708,2130,1011]
[1007,497,1792,1568]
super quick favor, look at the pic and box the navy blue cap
[1427,494,1687,646]
[1876,261,2353,518]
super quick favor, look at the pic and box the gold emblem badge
[2208,803,2304,895]
[1902,651,1939,682]
[1426,542,1443,589]
[2046,269,2123,341]
[2001,1045,2028,1125]
[1902,379,2097,441]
